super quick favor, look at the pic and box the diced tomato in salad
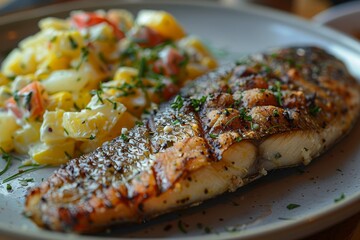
[6,82,48,120]
[129,26,167,48]
[71,12,125,40]
[162,82,179,101]
[153,48,186,77]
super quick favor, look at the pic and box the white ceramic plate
[0,1,360,240]
[313,1,360,38]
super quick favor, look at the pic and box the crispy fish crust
[25,47,360,232]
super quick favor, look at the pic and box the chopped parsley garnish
[64,151,72,159]
[120,134,129,141]
[273,109,279,117]
[334,193,345,203]
[63,128,69,135]
[225,226,237,232]
[209,133,218,139]
[102,82,136,97]
[98,52,106,63]
[239,107,252,121]
[2,165,49,183]
[90,90,104,104]
[6,184,12,191]
[138,57,147,78]
[190,96,207,112]
[271,81,283,105]
[286,203,300,210]
[13,91,20,106]
[204,226,212,234]
[271,53,278,58]
[0,147,12,176]
[225,115,240,127]
[18,163,40,169]
[75,47,89,70]
[24,91,33,110]
[233,99,242,107]
[285,58,296,67]
[88,135,96,140]
[18,178,34,186]
[135,121,144,126]
[170,95,184,110]
[50,35,57,43]
[106,98,117,110]
[154,82,165,93]
[235,137,242,142]
[73,103,81,111]
[309,105,322,116]
[235,58,249,66]
[177,220,187,234]
[172,119,181,125]
[68,36,78,49]
[262,65,271,74]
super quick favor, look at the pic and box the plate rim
[313,0,360,24]
[0,1,360,240]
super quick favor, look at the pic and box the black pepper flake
[274,152,282,159]
[138,203,144,212]
[163,224,172,231]
[204,188,209,194]
[204,226,211,234]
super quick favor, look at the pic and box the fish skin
[25,47,360,232]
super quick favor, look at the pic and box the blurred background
[0,0,356,18]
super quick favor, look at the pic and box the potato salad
[0,9,217,165]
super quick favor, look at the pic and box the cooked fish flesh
[25,47,360,232]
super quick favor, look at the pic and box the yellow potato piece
[186,63,207,80]
[113,67,138,81]
[0,86,12,107]
[181,37,212,57]
[136,10,185,40]
[47,92,74,111]
[62,111,107,140]
[39,17,70,30]
[40,110,67,143]
[29,140,75,165]
[1,48,37,75]
[42,52,70,71]
[201,57,217,70]
[49,30,84,58]
[73,91,92,110]
[0,112,19,152]
[13,122,41,154]
[79,111,137,153]
[0,73,9,86]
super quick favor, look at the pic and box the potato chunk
[136,10,185,40]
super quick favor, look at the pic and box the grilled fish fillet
[25,47,360,232]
